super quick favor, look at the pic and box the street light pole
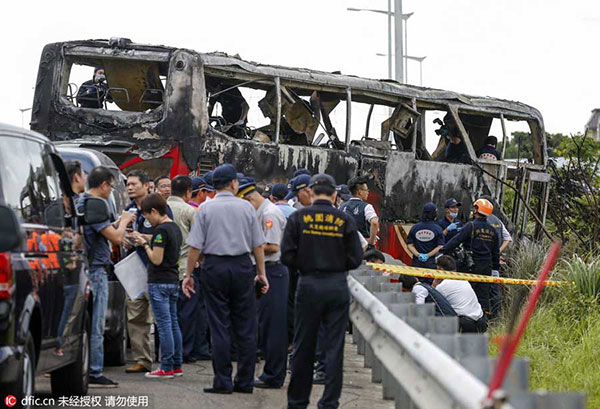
[19,107,32,129]
[394,0,404,83]
[405,55,427,86]
[387,0,392,81]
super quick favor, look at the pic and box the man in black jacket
[76,67,112,109]
[441,198,500,317]
[282,174,363,409]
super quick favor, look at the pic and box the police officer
[436,198,463,242]
[442,198,500,317]
[182,164,268,394]
[286,174,313,210]
[339,176,379,246]
[271,183,296,219]
[282,174,363,409]
[407,202,445,284]
[335,184,352,207]
[237,176,289,389]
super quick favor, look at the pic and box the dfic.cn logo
[4,395,17,407]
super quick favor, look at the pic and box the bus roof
[58,38,544,126]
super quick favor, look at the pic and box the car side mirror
[0,205,22,252]
[83,197,111,225]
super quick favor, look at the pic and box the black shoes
[203,387,232,394]
[183,355,197,363]
[253,378,280,389]
[233,385,253,393]
[89,375,118,388]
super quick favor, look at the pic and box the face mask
[94,73,106,83]
[449,211,458,219]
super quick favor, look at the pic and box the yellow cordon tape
[367,263,570,287]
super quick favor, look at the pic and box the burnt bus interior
[34,39,551,242]
[62,58,168,112]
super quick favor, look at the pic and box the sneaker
[89,375,119,388]
[145,369,174,379]
[173,368,183,377]
[53,348,64,357]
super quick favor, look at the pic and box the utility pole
[394,0,404,83]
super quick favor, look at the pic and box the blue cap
[192,177,207,193]
[293,168,311,178]
[271,183,288,200]
[212,164,238,185]
[236,176,256,198]
[309,173,336,189]
[336,184,352,201]
[203,171,215,187]
[286,176,296,190]
[284,174,311,200]
[444,198,462,208]
[423,202,437,214]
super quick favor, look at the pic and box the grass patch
[490,248,600,406]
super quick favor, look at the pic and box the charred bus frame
[31,38,551,262]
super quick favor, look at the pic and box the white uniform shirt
[436,280,483,320]
[412,285,429,304]
[255,199,287,263]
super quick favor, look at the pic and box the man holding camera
[76,66,112,109]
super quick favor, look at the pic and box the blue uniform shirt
[76,193,113,268]
[187,191,265,256]
[274,202,296,219]
[436,216,463,242]
[407,220,445,268]
[125,200,174,266]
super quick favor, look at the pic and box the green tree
[503,131,568,159]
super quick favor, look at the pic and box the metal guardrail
[349,274,505,409]
[347,267,586,409]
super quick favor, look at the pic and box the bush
[561,255,600,300]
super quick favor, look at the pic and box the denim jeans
[148,283,183,371]
[89,267,108,377]
[57,284,79,347]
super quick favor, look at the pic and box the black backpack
[416,282,457,317]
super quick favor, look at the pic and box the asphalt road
[33,335,394,409]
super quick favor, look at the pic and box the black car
[0,124,112,406]
[55,146,129,366]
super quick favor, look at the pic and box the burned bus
[30,38,551,263]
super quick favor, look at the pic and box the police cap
[212,164,238,185]
[203,170,215,187]
[191,177,207,193]
[271,183,288,200]
[284,174,312,200]
[310,173,336,189]
[293,168,311,178]
[236,176,257,198]
[336,184,352,201]
[444,198,462,208]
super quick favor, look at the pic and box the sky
[1,0,598,146]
